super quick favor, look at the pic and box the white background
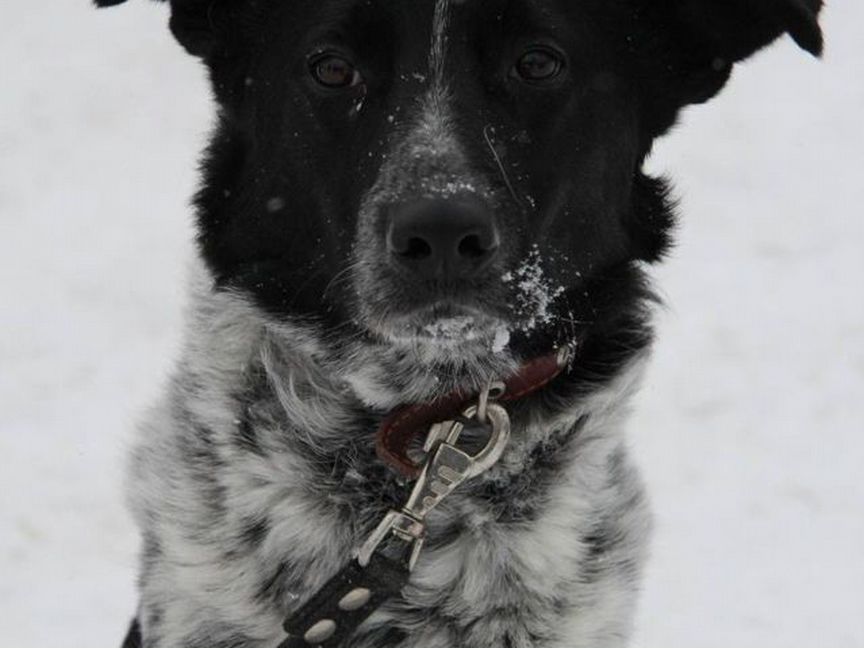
[1,1,862,646]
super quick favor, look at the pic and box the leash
[277,345,573,648]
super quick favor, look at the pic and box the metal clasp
[357,394,511,570]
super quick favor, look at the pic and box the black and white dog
[96,1,823,647]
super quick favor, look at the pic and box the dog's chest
[251,421,599,648]
[131,334,648,648]
[273,475,595,648]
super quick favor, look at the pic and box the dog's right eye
[309,53,363,89]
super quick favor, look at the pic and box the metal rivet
[338,587,371,611]
[303,619,336,644]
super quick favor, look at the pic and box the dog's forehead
[283,0,582,41]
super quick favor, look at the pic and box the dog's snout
[386,199,500,281]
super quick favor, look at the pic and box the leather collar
[376,346,574,478]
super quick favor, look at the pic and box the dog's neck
[175,263,650,488]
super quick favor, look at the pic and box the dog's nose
[387,199,500,281]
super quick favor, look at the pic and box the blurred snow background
[0,1,861,646]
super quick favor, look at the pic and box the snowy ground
[1,2,862,647]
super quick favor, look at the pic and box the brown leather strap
[375,350,569,478]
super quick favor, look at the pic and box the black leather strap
[277,544,411,648]
[121,618,142,648]
[119,546,411,648]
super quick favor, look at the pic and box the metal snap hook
[357,400,511,571]
[457,402,510,478]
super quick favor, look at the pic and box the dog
[95,1,823,646]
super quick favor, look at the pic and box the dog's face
[99,0,821,379]
[212,1,654,351]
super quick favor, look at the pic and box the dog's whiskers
[484,123,523,209]
[321,260,361,302]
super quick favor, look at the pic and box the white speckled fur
[128,260,652,648]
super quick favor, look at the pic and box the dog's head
[99,0,822,395]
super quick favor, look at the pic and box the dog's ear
[677,0,824,61]
[94,0,229,59]
[651,0,824,106]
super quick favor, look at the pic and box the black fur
[94,0,821,367]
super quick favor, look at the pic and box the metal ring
[477,385,490,423]
[488,381,506,399]
[557,344,574,367]
[477,381,506,423]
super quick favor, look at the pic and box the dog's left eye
[512,47,566,83]
[309,53,363,89]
